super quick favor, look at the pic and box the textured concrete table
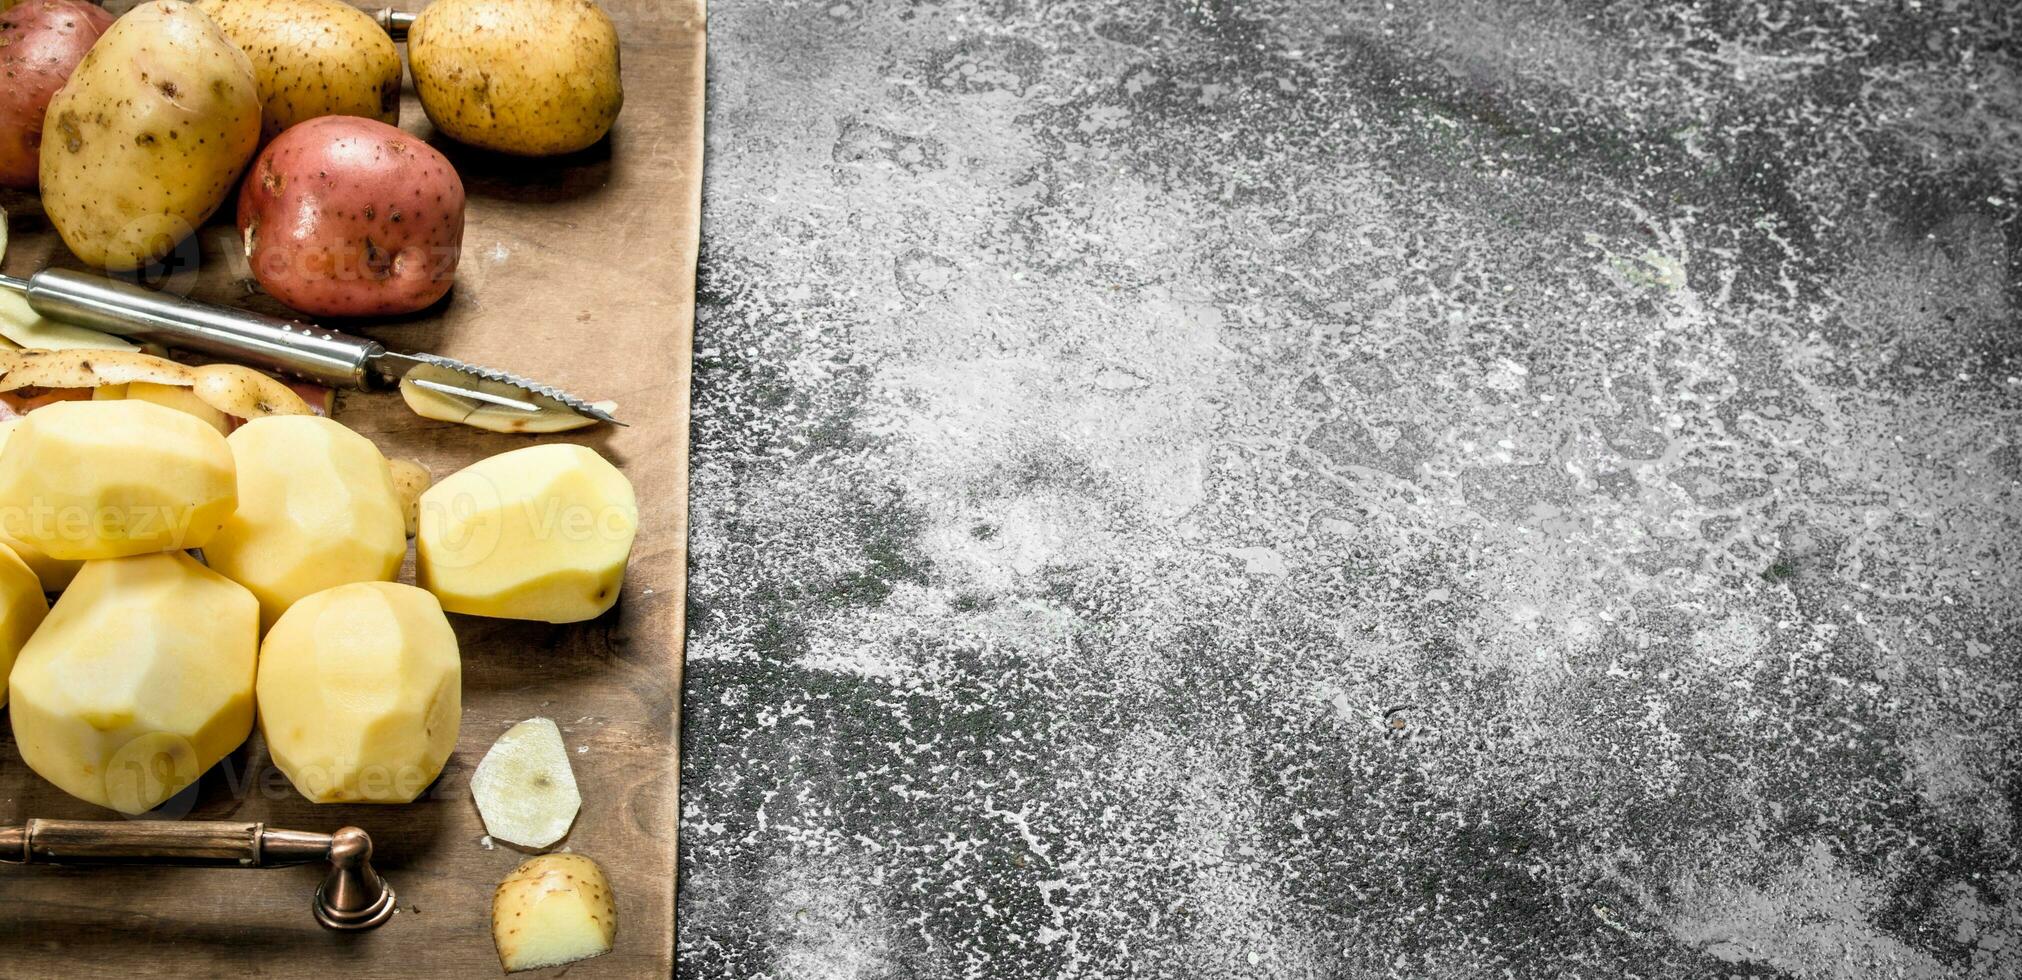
[677,1,2021,976]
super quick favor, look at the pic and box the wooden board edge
[661,0,708,969]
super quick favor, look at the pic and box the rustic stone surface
[678,1,2022,976]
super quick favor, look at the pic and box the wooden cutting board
[0,0,703,974]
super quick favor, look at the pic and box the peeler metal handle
[0,818,397,930]
[368,7,416,40]
[0,269,381,389]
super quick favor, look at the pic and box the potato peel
[190,363,314,419]
[0,348,196,392]
[399,363,606,433]
[387,457,431,537]
[470,717,581,850]
[0,349,314,422]
[0,290,140,353]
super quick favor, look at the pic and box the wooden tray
[0,0,704,973]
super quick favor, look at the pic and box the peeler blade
[374,351,623,426]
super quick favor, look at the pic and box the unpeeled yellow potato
[257,582,461,803]
[416,444,637,623]
[407,0,623,156]
[38,0,262,269]
[0,543,49,708]
[196,0,401,142]
[492,853,617,972]
[0,419,79,590]
[8,552,258,813]
[204,416,406,627]
[0,399,237,560]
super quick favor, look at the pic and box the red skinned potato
[0,0,115,187]
[238,116,465,317]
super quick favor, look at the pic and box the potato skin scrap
[492,853,617,972]
[387,457,431,537]
[0,350,311,420]
[190,364,314,419]
[398,366,605,433]
[0,348,197,392]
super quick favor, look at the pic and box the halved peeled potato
[471,718,580,849]
[492,853,616,972]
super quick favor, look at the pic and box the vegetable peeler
[0,268,618,426]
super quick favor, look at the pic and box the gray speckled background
[675,1,2022,976]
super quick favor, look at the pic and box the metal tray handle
[0,819,396,930]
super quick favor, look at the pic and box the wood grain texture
[0,0,704,973]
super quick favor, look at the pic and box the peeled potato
[0,543,49,708]
[492,853,617,972]
[256,582,461,803]
[416,444,637,623]
[0,399,237,560]
[8,552,258,813]
[94,381,231,434]
[204,416,407,627]
[0,419,79,589]
[471,718,580,849]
